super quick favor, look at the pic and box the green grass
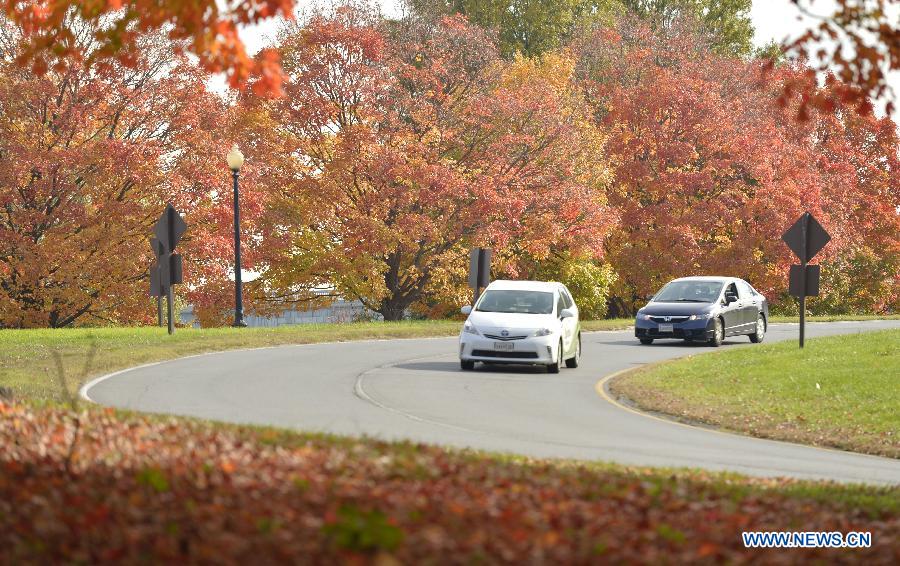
[0,321,461,402]
[610,329,900,457]
[769,314,900,323]
[0,318,631,403]
[2,315,894,404]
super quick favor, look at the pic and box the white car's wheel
[547,340,563,374]
[565,334,580,368]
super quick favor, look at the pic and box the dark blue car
[635,277,769,347]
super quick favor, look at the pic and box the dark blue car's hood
[638,301,717,316]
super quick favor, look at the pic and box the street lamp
[227,144,247,327]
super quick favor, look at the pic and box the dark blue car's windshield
[476,290,554,314]
[653,281,723,303]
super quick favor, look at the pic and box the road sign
[789,264,820,297]
[782,212,830,264]
[153,203,187,252]
[469,248,491,288]
[781,212,831,348]
[468,248,491,303]
[150,204,188,335]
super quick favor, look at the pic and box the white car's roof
[485,280,560,293]
[669,276,734,284]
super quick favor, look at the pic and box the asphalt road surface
[84,321,900,484]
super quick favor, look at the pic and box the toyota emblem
[501,330,509,337]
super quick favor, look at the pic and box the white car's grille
[483,333,529,341]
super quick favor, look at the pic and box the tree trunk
[377,297,409,321]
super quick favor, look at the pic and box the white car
[459,280,582,373]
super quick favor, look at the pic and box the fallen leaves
[1,401,898,563]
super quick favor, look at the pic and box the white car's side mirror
[460,305,472,315]
[559,308,575,319]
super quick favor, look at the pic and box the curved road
[84,321,900,484]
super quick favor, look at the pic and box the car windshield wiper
[667,298,710,302]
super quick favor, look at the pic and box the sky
[212,0,899,117]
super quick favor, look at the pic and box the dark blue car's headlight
[688,313,713,320]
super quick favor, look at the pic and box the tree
[622,0,754,57]
[777,0,900,118]
[575,21,899,315]
[409,0,623,58]
[1,0,293,94]
[251,7,615,320]
[0,21,259,327]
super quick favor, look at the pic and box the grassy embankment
[2,316,895,403]
[610,329,900,458]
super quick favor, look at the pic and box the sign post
[149,237,164,326]
[468,248,492,305]
[151,204,187,335]
[781,212,831,348]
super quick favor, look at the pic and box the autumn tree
[250,7,615,320]
[0,19,261,327]
[575,20,899,315]
[776,0,900,118]
[2,0,293,94]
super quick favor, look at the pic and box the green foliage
[533,255,617,319]
[753,38,784,62]
[323,506,404,552]
[137,467,170,493]
[622,0,754,57]
[411,0,624,57]
[812,250,900,315]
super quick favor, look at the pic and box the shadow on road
[394,361,549,374]
[596,339,745,348]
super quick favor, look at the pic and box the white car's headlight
[534,328,554,337]
[463,322,480,335]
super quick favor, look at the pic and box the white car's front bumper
[459,333,559,364]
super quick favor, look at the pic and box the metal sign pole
[166,207,175,335]
[799,213,808,349]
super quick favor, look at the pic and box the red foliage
[1,401,898,563]
[248,8,615,319]
[575,21,900,313]
[3,0,295,95]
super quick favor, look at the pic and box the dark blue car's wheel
[749,314,766,343]
[708,318,724,347]
[639,337,653,345]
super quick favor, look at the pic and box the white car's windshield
[476,290,554,314]
[653,281,723,303]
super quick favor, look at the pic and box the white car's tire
[565,334,580,368]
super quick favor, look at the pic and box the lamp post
[226,144,247,327]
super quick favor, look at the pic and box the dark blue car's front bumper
[634,318,715,341]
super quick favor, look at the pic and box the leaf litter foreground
[1,402,897,563]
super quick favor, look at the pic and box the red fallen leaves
[1,401,898,563]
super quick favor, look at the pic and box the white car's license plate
[493,342,515,351]
[658,324,674,333]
